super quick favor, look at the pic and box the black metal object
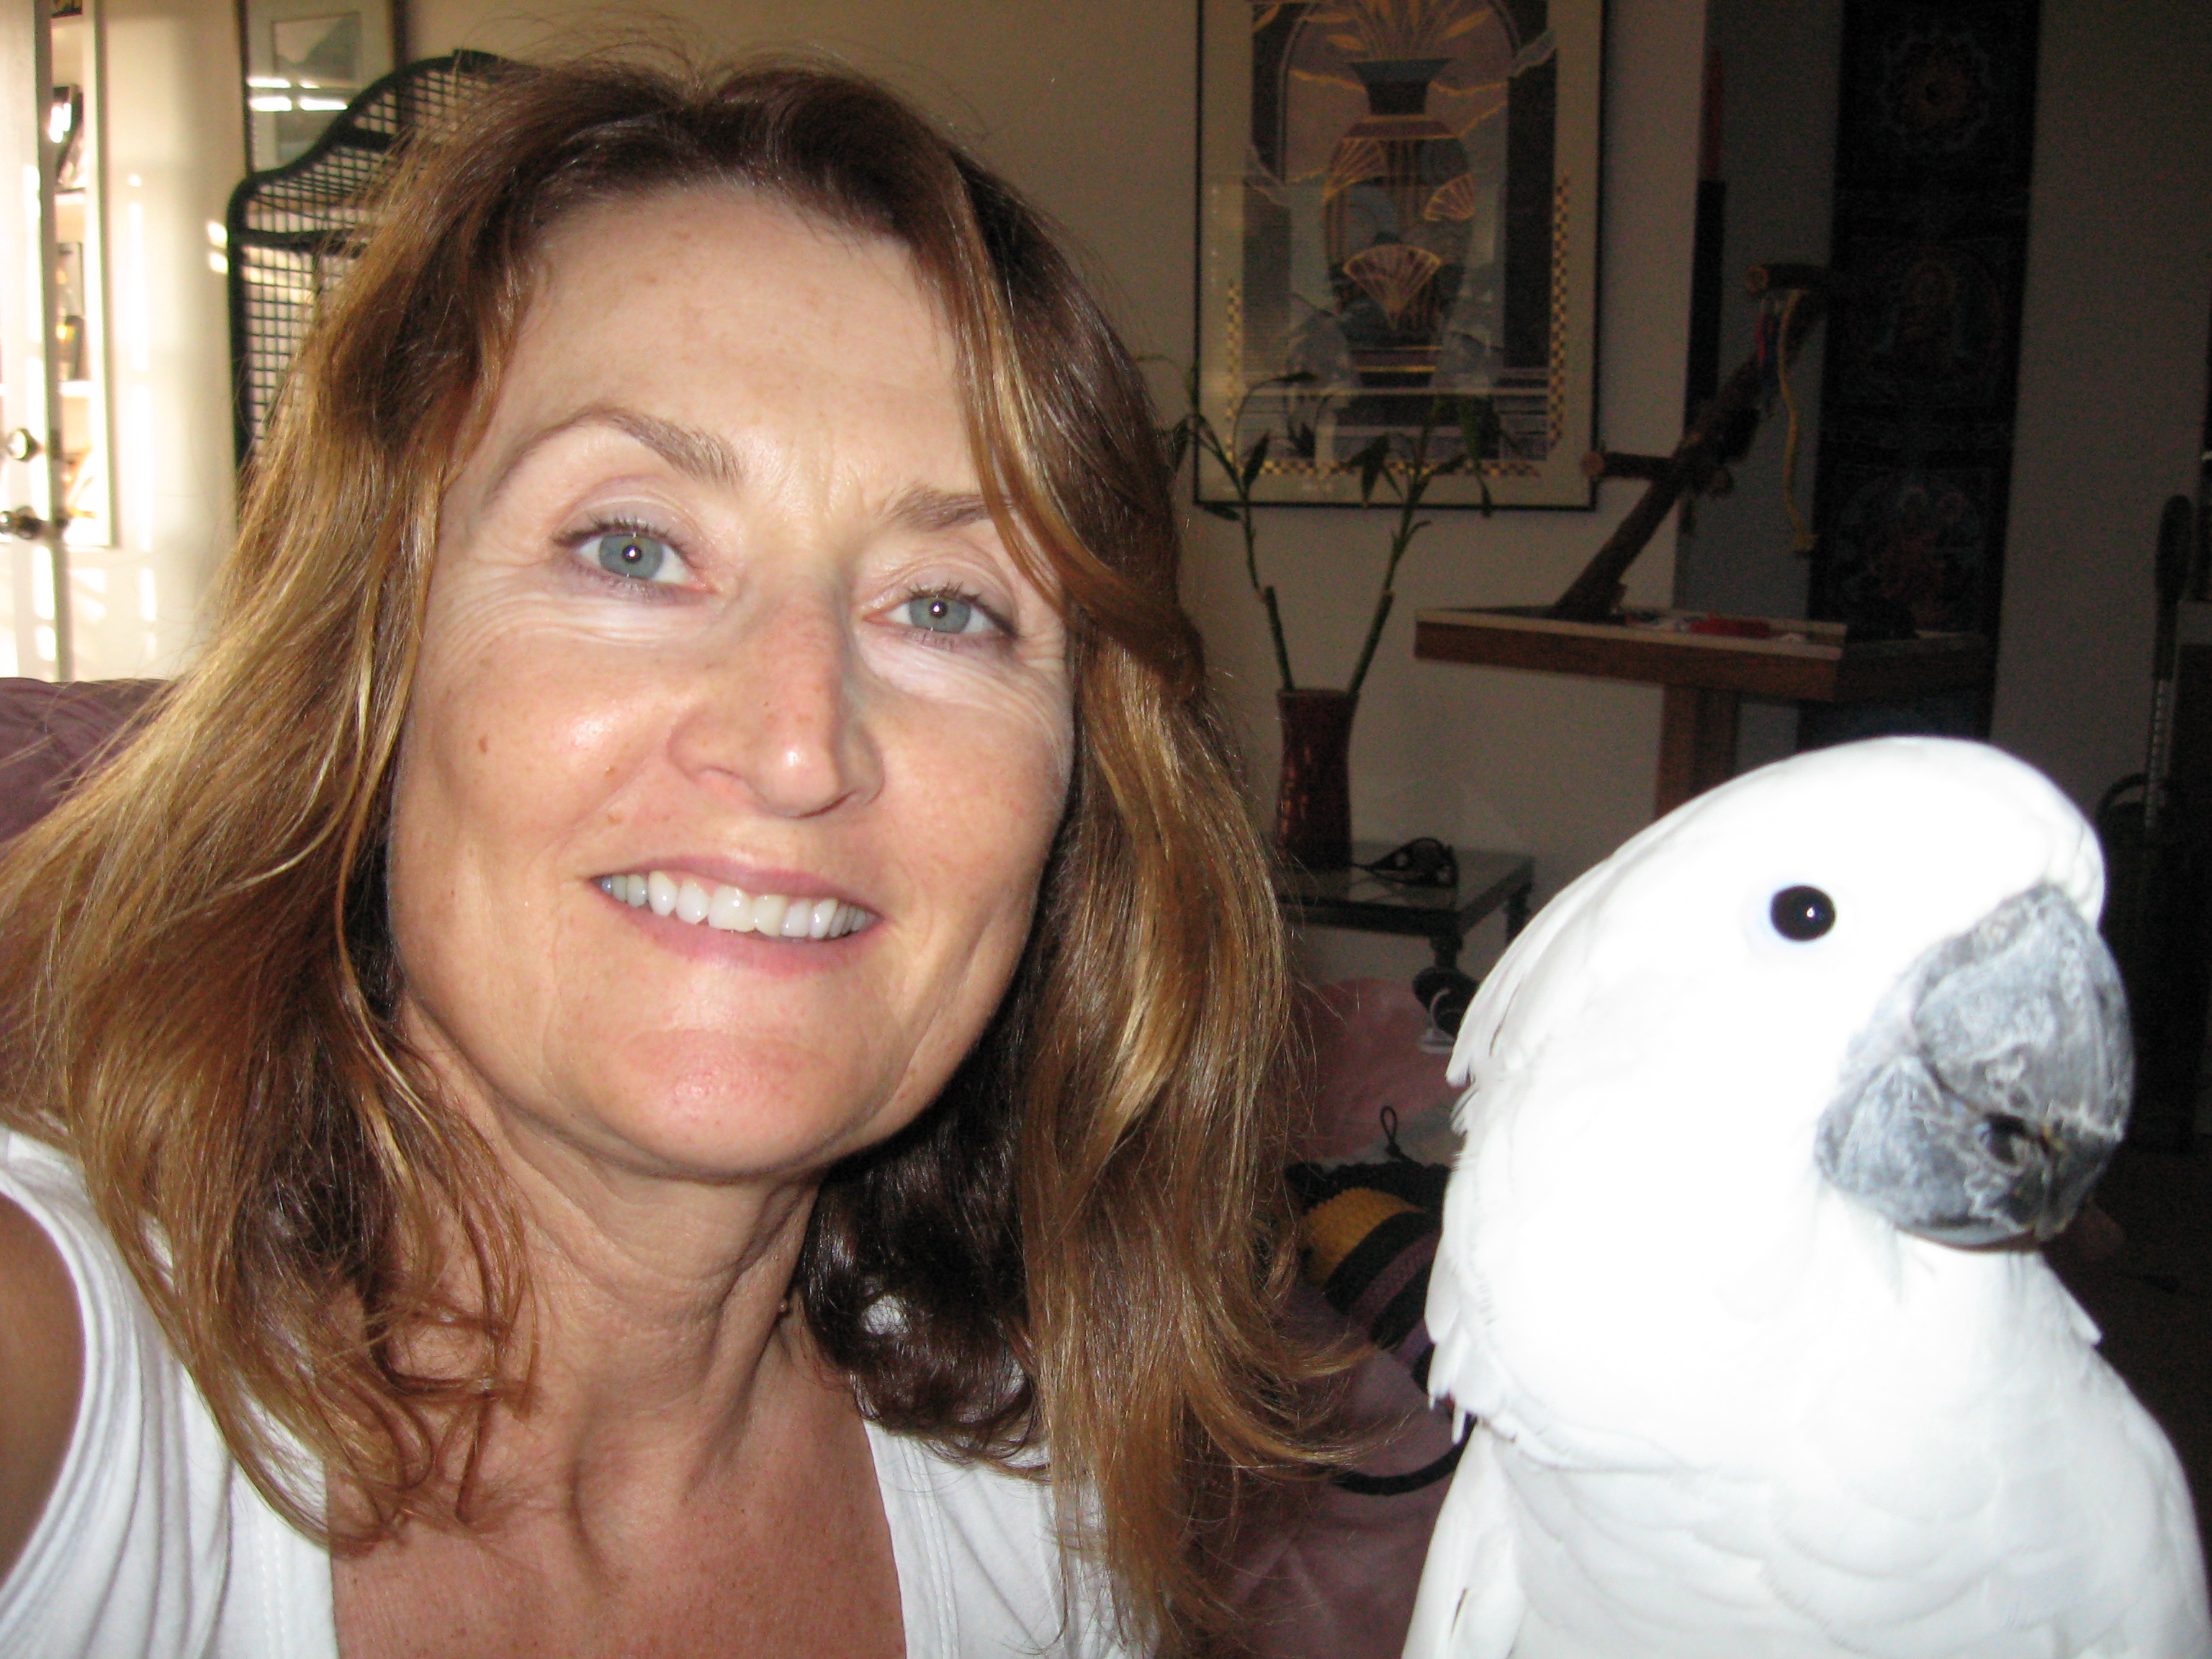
[2190,272,2212,602]
[1683,179,1727,424]
[225,50,509,467]
[2100,498,2212,1152]
[1356,835,1459,890]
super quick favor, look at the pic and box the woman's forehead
[460,189,969,486]
[529,185,940,341]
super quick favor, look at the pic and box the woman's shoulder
[0,1129,334,1659]
[0,1140,82,1582]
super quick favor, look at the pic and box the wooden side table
[1412,606,1994,816]
[1277,843,1536,981]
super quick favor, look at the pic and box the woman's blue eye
[589,531,671,582]
[902,593,984,635]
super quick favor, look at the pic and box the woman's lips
[595,869,875,940]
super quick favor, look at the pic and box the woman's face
[386,189,1074,1187]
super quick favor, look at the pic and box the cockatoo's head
[1449,737,2128,1249]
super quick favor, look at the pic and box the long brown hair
[0,56,1323,1650]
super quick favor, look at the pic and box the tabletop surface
[1412,606,1992,701]
[1278,843,1534,933]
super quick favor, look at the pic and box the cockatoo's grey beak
[1815,882,2131,1247]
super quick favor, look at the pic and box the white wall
[1992,0,2212,811]
[86,0,243,677]
[410,0,1710,986]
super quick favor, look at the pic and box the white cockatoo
[1406,737,2211,1659]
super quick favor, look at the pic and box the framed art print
[1197,0,1602,506]
[240,0,397,169]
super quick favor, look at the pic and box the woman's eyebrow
[482,405,742,502]
[888,485,992,533]
[481,413,987,534]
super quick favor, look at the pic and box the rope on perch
[1772,289,1819,556]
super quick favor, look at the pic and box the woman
[0,58,1325,1656]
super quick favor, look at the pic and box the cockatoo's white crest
[1408,737,2209,1659]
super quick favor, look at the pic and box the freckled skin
[386,189,1074,1197]
[323,188,1067,1659]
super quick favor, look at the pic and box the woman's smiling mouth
[595,870,877,939]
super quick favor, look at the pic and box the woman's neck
[327,1134,901,1659]
[363,1020,853,1533]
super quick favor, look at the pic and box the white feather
[1409,738,2211,1658]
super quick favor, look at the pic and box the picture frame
[238,0,397,171]
[1196,0,1603,507]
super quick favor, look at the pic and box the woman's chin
[516,1037,927,1191]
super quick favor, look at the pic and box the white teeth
[675,878,710,925]
[604,870,871,941]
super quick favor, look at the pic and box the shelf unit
[49,9,114,558]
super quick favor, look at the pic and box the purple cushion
[0,678,163,843]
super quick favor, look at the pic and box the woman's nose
[670,588,883,819]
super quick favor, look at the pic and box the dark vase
[1275,688,1358,871]
[1323,56,1475,390]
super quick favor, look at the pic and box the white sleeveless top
[0,1130,1128,1658]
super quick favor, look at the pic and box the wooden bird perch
[1549,264,1838,623]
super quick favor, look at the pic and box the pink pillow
[0,678,162,843]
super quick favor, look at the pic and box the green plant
[1341,394,1497,696]
[1162,367,1310,689]
[1161,372,1496,698]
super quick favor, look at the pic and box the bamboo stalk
[1262,586,1296,691]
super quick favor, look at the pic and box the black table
[1277,843,1536,979]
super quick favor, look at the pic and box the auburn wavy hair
[0,53,1329,1653]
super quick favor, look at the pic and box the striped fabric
[1288,1155,1448,1393]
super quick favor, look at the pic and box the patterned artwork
[1197,0,1602,506]
[239,0,395,172]
[1802,0,2039,742]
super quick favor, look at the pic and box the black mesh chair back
[225,50,509,467]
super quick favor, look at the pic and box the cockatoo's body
[1408,738,2211,1658]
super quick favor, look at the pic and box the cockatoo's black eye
[1771,885,1836,941]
